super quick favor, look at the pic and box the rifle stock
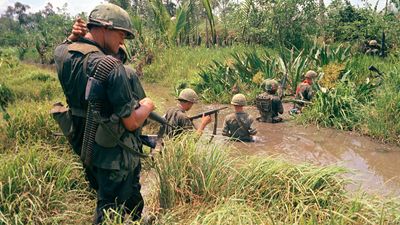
[189,106,228,120]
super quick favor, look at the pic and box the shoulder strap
[235,113,251,135]
[68,42,102,55]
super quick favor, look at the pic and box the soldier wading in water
[158,88,212,138]
[255,79,284,123]
[222,94,257,142]
[54,3,155,223]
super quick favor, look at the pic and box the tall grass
[0,143,94,224]
[148,134,400,224]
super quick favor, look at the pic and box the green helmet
[305,70,317,79]
[178,88,198,103]
[263,79,278,92]
[369,40,378,46]
[231,94,247,106]
[88,3,134,39]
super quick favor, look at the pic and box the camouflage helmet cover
[263,79,279,92]
[88,3,134,39]
[231,93,247,106]
[178,88,198,103]
[369,40,378,46]
[305,70,317,79]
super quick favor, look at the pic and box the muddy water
[145,83,400,196]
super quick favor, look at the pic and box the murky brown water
[145,83,400,197]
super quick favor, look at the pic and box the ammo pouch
[50,102,74,141]
[93,112,147,158]
[94,114,125,148]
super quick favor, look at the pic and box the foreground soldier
[158,88,211,138]
[54,4,155,223]
[255,79,284,123]
[222,94,257,142]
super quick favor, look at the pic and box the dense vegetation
[0,60,399,223]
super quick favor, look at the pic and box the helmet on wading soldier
[231,93,247,106]
[263,79,278,92]
[369,40,378,46]
[305,70,317,79]
[177,88,199,103]
[88,3,134,39]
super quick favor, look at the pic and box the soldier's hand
[68,17,87,41]
[140,97,155,111]
[201,114,212,126]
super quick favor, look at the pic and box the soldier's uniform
[255,93,284,123]
[160,106,195,138]
[54,4,144,223]
[222,112,256,142]
[295,82,313,101]
[294,70,316,109]
[158,88,199,138]
[222,93,257,142]
[256,79,283,123]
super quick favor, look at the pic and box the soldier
[255,79,284,123]
[69,18,146,99]
[222,94,257,142]
[54,4,155,223]
[365,40,380,56]
[158,88,212,138]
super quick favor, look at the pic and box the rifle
[130,92,174,128]
[188,106,228,120]
[368,65,383,77]
[283,99,311,105]
[189,106,228,138]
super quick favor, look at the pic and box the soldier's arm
[221,118,230,136]
[107,64,155,131]
[195,114,212,135]
[248,116,257,135]
[122,98,155,131]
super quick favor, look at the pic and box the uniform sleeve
[248,115,257,135]
[107,64,138,118]
[274,98,284,114]
[176,111,195,131]
[222,118,230,136]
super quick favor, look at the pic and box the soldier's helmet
[178,88,198,103]
[88,3,134,39]
[263,79,278,92]
[305,70,318,79]
[231,94,247,106]
[369,40,378,46]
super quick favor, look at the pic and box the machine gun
[283,98,311,105]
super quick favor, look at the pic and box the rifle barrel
[189,106,228,120]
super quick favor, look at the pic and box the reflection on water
[145,84,400,197]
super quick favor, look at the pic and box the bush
[0,83,15,109]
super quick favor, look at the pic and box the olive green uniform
[222,112,257,142]
[158,106,195,138]
[255,92,284,123]
[54,38,144,223]
[295,82,313,108]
